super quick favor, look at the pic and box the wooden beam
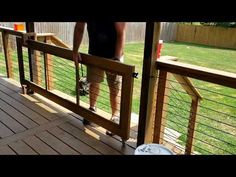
[173,74,202,101]
[44,36,54,90]
[16,38,26,86]
[23,39,133,76]
[50,35,71,49]
[25,22,35,82]
[0,26,25,37]
[137,22,161,146]
[36,33,55,38]
[120,67,135,140]
[185,99,199,154]
[26,22,34,33]
[32,46,42,86]
[153,71,170,144]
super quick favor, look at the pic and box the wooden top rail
[50,35,71,49]
[156,59,236,89]
[36,33,55,37]
[23,39,134,76]
[0,26,55,40]
[0,26,25,36]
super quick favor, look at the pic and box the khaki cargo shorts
[87,56,124,89]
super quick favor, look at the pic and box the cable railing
[22,50,123,116]
[23,35,134,142]
[2,25,236,154]
[0,26,135,143]
[154,58,236,154]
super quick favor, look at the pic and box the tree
[200,22,236,28]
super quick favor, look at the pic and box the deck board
[0,109,26,133]
[59,122,122,155]
[0,99,38,129]
[0,76,135,155]
[11,93,58,122]
[67,115,136,154]
[0,145,16,155]
[35,131,79,155]
[48,126,101,155]
[8,140,38,155]
[0,77,21,93]
[0,122,14,138]
[23,135,59,155]
[0,89,49,125]
[0,84,16,95]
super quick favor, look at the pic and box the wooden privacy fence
[34,22,147,46]
[176,24,236,49]
[34,22,177,44]
[1,22,178,48]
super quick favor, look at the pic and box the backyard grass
[0,41,236,154]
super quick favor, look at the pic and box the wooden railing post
[44,36,53,90]
[32,36,42,86]
[2,31,13,78]
[16,37,26,94]
[137,22,161,146]
[25,22,36,86]
[185,98,199,154]
[153,70,170,144]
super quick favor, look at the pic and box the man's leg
[108,56,123,119]
[108,82,120,119]
[89,82,100,109]
[106,73,121,136]
[83,65,104,125]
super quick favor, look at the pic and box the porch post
[25,22,35,83]
[137,22,161,146]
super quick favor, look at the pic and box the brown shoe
[82,119,91,126]
[83,107,96,126]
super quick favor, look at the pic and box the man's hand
[73,52,82,66]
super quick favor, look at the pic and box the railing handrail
[0,26,56,40]
[50,35,71,49]
[24,39,134,76]
[156,59,236,89]
[0,26,26,37]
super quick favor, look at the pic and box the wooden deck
[0,76,136,155]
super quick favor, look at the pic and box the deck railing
[154,59,236,154]
[1,26,236,154]
[0,26,135,143]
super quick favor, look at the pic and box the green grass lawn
[162,42,236,73]
[0,41,236,154]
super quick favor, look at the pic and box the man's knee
[107,76,121,94]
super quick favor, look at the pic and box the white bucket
[134,143,174,155]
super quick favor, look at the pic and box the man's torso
[87,22,117,58]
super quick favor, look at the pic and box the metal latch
[132,72,139,79]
